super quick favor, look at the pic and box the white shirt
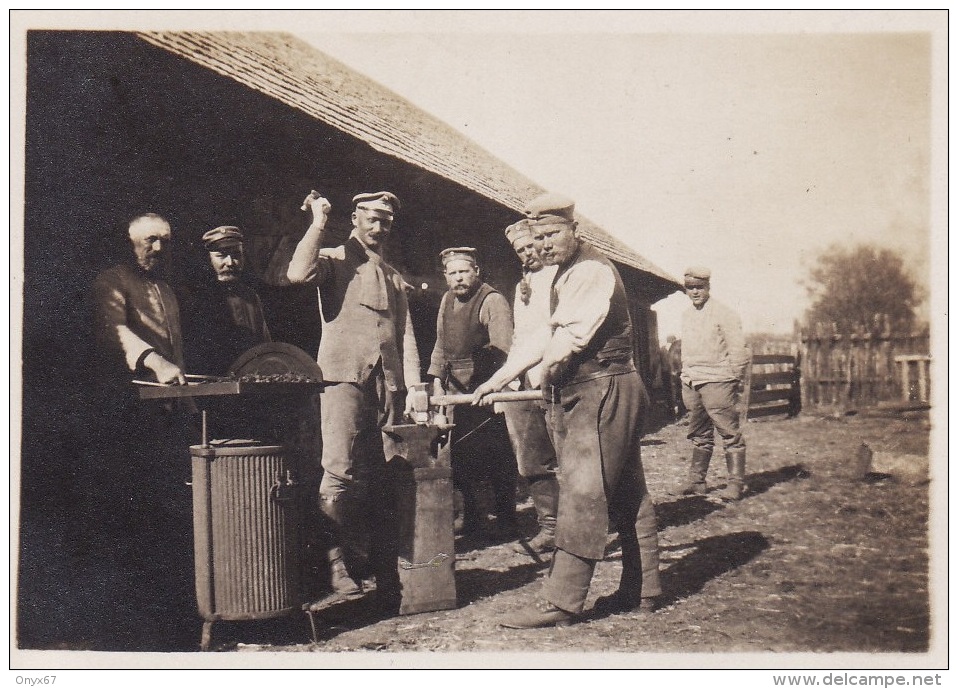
[508,264,558,388]
[680,297,749,385]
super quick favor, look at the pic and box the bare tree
[802,243,923,335]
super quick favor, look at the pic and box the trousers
[541,371,661,612]
[681,380,745,452]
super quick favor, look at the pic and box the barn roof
[135,31,681,296]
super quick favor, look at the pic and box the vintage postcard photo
[9,10,948,674]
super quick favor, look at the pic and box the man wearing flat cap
[675,266,750,500]
[473,192,661,628]
[182,226,271,377]
[288,191,421,608]
[498,220,560,557]
[428,246,518,541]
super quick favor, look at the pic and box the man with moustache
[93,213,186,388]
[428,247,517,542]
[287,191,421,609]
[499,220,560,557]
[182,225,271,377]
[473,193,662,628]
[89,212,195,648]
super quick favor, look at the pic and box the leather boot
[593,525,660,615]
[719,448,747,501]
[673,447,712,495]
[328,546,363,598]
[499,599,573,629]
[513,476,558,556]
[313,497,363,604]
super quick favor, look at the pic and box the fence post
[740,346,753,426]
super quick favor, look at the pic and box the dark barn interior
[18,30,680,649]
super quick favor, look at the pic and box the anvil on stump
[382,421,458,615]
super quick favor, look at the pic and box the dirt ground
[196,407,937,665]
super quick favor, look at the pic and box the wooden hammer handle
[430,389,543,407]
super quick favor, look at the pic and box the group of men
[89,214,273,647]
[90,186,749,636]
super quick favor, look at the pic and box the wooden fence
[743,352,802,420]
[800,326,931,409]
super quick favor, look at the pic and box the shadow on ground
[657,530,771,605]
[654,463,809,530]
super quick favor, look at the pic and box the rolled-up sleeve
[479,291,514,359]
[541,260,615,368]
[286,226,332,285]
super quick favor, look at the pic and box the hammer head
[409,382,430,424]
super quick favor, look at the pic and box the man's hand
[306,194,332,226]
[143,351,186,385]
[472,380,502,406]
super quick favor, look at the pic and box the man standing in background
[675,266,750,501]
[182,225,271,376]
[428,246,518,542]
[499,220,560,557]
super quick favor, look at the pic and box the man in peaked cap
[521,192,576,224]
[428,246,518,542]
[182,225,271,377]
[288,190,420,611]
[473,192,661,628]
[498,219,560,557]
[675,266,750,501]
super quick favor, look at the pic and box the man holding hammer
[499,220,560,557]
[473,193,662,628]
[287,191,421,610]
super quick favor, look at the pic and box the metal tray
[137,380,324,401]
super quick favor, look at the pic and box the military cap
[522,192,576,225]
[683,266,711,286]
[353,191,401,216]
[202,226,244,251]
[504,219,534,244]
[440,246,478,267]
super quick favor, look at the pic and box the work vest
[550,245,636,387]
[439,282,500,393]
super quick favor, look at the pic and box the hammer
[300,190,321,211]
[407,383,542,424]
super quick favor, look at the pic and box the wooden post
[900,358,910,402]
[918,358,929,403]
[739,346,753,426]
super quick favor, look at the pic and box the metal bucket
[190,440,301,648]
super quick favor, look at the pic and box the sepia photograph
[9,9,948,675]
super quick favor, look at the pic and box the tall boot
[317,497,363,601]
[719,448,747,501]
[327,546,363,598]
[673,447,712,495]
[513,476,558,556]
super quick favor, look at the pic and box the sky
[292,11,944,343]
[6,10,945,345]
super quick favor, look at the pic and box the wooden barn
[18,30,681,648]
